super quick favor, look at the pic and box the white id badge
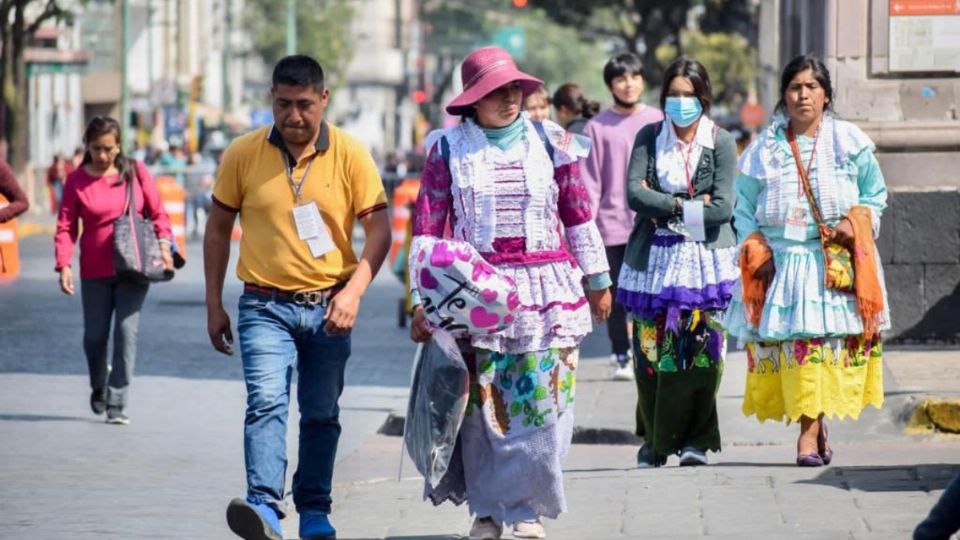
[293,202,321,240]
[682,200,706,242]
[783,201,809,241]
[292,202,334,257]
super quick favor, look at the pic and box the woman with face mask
[618,57,739,468]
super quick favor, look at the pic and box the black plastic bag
[403,329,469,487]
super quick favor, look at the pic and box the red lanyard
[681,141,696,197]
[787,123,820,197]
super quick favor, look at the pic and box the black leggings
[604,244,630,356]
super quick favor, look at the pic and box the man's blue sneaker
[299,512,336,540]
[226,498,283,540]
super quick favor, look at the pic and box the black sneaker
[105,408,130,425]
[636,443,666,468]
[90,388,107,415]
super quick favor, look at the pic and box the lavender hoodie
[580,106,663,246]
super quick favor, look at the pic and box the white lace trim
[739,113,876,225]
[565,221,609,276]
[442,118,557,251]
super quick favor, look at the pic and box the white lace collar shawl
[738,112,875,222]
[425,115,584,252]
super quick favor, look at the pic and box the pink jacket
[55,161,172,279]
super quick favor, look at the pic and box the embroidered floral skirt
[743,335,884,423]
[426,345,578,523]
[633,311,726,457]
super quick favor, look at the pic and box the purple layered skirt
[617,230,738,326]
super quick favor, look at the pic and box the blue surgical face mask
[664,96,703,128]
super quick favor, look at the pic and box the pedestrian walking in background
[724,54,889,467]
[204,55,390,540]
[409,46,611,540]
[579,53,664,381]
[551,83,600,135]
[54,116,175,426]
[522,84,551,121]
[0,157,29,223]
[46,153,73,213]
[618,57,739,467]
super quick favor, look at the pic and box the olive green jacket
[624,121,739,271]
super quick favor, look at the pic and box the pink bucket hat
[445,46,543,116]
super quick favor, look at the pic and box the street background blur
[1,2,959,539]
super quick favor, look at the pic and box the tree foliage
[656,31,756,113]
[526,0,693,86]
[244,0,355,92]
[528,0,757,90]
[0,0,77,168]
[419,0,609,122]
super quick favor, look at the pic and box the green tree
[527,0,759,89]
[526,0,693,86]
[244,0,355,92]
[0,0,77,170]
[419,0,609,122]
[656,31,756,112]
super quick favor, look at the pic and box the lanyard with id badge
[286,152,334,258]
[666,140,707,242]
[783,126,821,242]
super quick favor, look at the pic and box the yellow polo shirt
[213,122,387,290]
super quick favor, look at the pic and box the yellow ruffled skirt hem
[742,336,884,424]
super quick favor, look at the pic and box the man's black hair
[272,55,325,92]
[603,53,644,87]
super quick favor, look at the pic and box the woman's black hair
[552,83,600,120]
[602,53,644,87]
[659,56,713,115]
[82,116,132,180]
[776,54,834,114]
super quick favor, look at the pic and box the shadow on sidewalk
[797,464,960,492]
[337,537,459,540]
[0,413,98,423]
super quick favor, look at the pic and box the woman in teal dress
[724,54,890,466]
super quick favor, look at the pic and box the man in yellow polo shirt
[204,55,390,540]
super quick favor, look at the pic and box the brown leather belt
[243,283,344,307]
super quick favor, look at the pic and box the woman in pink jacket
[54,116,174,425]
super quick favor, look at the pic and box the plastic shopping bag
[403,329,469,487]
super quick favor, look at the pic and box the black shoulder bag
[112,164,173,283]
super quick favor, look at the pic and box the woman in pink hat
[408,46,612,539]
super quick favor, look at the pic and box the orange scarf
[739,232,772,328]
[846,206,884,338]
[739,210,884,337]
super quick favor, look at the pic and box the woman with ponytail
[54,116,174,426]
[552,83,600,134]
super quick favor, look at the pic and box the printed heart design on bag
[506,291,521,311]
[471,261,494,282]
[417,248,426,262]
[470,306,500,328]
[503,314,515,325]
[481,289,498,303]
[419,267,439,290]
[429,241,456,268]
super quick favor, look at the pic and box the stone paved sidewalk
[317,350,960,540]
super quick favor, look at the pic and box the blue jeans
[237,292,351,516]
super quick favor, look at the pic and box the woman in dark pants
[54,117,173,425]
